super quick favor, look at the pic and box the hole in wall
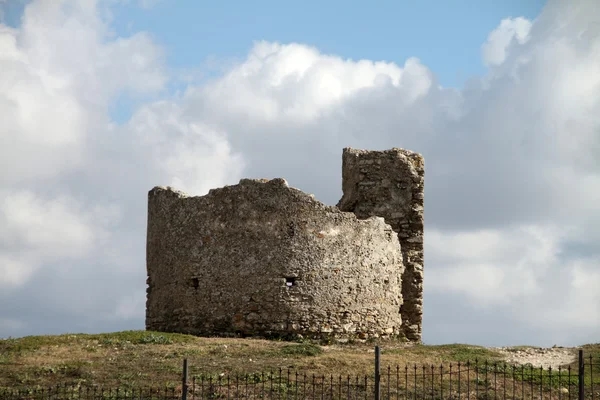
[285,277,297,287]
[191,278,199,290]
[287,222,296,238]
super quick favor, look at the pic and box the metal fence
[1,348,598,400]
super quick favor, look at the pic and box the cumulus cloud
[0,0,242,337]
[1,0,598,346]
[482,17,532,66]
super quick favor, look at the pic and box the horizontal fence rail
[0,385,180,400]
[1,349,598,400]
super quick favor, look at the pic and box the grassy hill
[0,331,598,391]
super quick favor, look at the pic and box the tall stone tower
[337,148,424,341]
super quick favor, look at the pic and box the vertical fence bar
[529,365,534,400]
[430,365,434,400]
[182,359,188,400]
[255,372,259,400]
[375,346,381,400]
[475,359,479,400]
[448,364,452,400]
[484,360,488,400]
[457,363,461,400]
[579,350,584,400]
[387,365,394,400]
[439,365,443,400]
[404,365,407,400]
[521,365,525,400]
[397,366,400,400]
[413,364,417,400]
[304,374,307,400]
[218,373,222,400]
[590,354,595,400]
[549,367,553,400]
[569,366,572,400]
[502,363,507,400]
[539,366,543,400]
[421,365,425,400]
[466,361,470,400]
[559,367,562,400]
[279,369,283,400]
[493,362,497,400]
[511,365,515,400]
[201,374,205,400]
[347,375,350,400]
[289,370,292,400]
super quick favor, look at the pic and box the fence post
[182,358,189,400]
[578,350,584,400]
[375,346,381,400]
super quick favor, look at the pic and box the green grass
[384,344,503,364]
[279,344,323,357]
[0,331,194,355]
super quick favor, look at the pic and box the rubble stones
[493,346,577,369]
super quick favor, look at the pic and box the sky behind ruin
[1,0,599,347]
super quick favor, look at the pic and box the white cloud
[127,101,245,195]
[0,0,243,333]
[202,42,433,121]
[1,0,599,347]
[482,17,532,66]
[0,190,120,289]
[0,255,34,287]
[426,226,562,306]
[2,192,94,252]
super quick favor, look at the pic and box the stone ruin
[145,147,424,341]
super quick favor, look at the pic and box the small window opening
[191,278,199,290]
[285,277,297,287]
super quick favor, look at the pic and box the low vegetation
[0,331,598,392]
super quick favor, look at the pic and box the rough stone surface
[146,177,405,340]
[337,147,424,341]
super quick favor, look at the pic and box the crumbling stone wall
[146,178,405,339]
[337,148,424,341]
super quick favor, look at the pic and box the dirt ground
[492,346,577,369]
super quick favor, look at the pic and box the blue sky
[1,0,599,347]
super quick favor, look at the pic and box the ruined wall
[337,148,424,341]
[146,178,405,339]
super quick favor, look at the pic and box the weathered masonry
[337,148,424,341]
[146,147,424,341]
